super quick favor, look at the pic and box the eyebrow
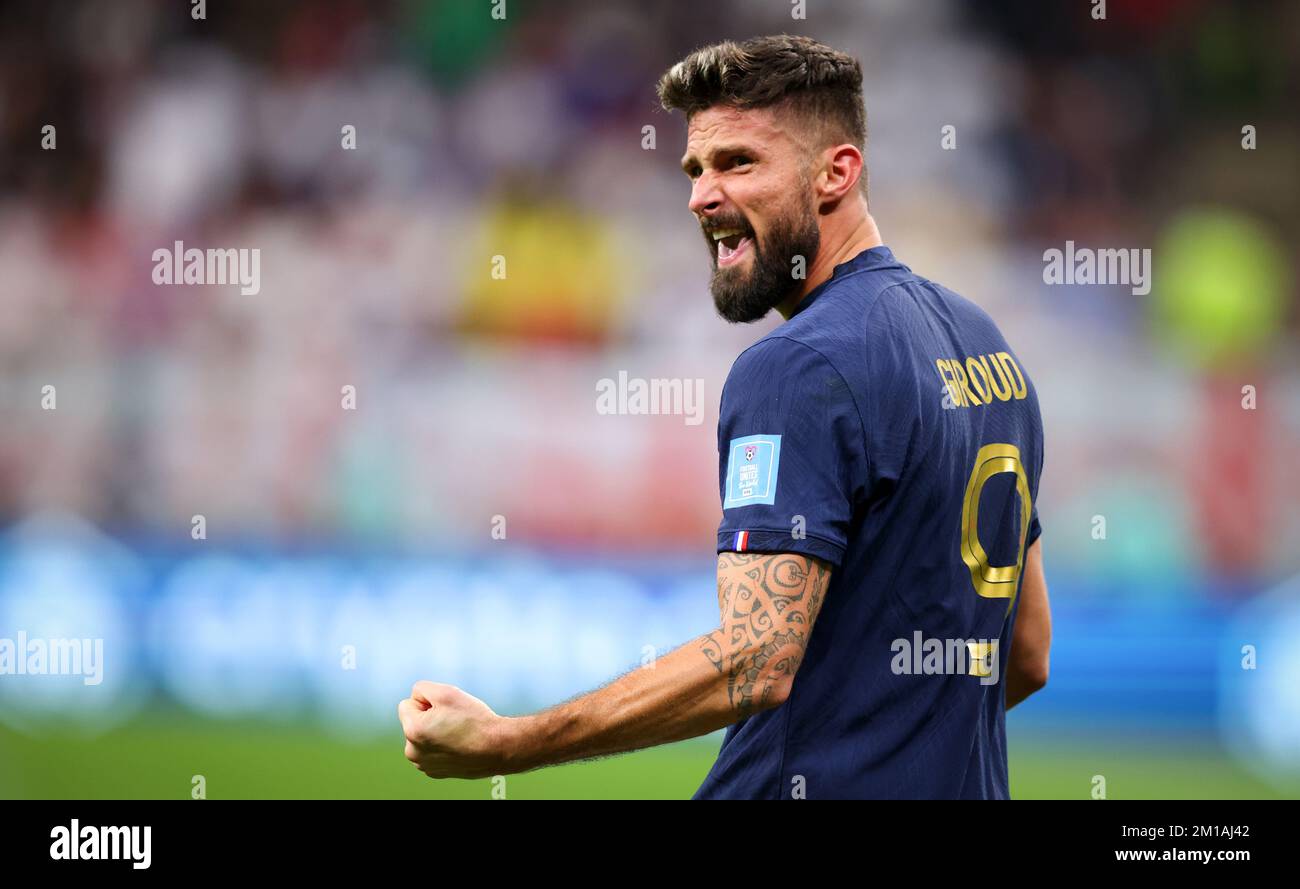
[679,144,757,173]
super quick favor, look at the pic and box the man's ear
[817,143,865,206]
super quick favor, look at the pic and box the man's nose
[688,172,723,217]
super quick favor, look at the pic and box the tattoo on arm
[698,552,832,717]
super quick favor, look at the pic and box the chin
[712,283,779,324]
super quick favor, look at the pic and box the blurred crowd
[1,0,1297,592]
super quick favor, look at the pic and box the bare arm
[1005,538,1050,710]
[502,552,831,772]
[398,552,831,778]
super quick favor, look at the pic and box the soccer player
[398,35,1051,799]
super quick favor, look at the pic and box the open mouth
[710,226,754,267]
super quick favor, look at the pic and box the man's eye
[731,156,753,168]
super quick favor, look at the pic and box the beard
[707,197,821,324]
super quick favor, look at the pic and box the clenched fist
[397,681,514,779]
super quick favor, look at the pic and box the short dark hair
[657,35,867,187]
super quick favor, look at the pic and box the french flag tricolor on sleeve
[733,530,750,551]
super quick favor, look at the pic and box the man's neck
[775,211,883,320]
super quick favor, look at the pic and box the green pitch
[0,713,1294,799]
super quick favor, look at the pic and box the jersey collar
[788,245,900,319]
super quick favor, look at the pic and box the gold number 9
[960,443,1032,615]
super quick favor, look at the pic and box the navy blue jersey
[695,245,1044,800]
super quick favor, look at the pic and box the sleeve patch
[723,434,782,508]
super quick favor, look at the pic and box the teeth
[711,228,744,241]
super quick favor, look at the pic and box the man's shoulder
[723,249,1006,392]
[734,271,899,375]
[810,259,1009,358]
[721,268,903,396]
[783,254,935,347]
[719,329,863,429]
[723,333,838,397]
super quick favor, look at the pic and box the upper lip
[705,226,748,241]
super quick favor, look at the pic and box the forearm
[1006,541,1050,711]
[496,552,829,775]
[1004,657,1047,710]
[1004,667,1032,710]
[499,633,755,773]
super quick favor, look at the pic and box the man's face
[681,105,821,323]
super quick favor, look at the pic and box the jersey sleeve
[715,337,868,568]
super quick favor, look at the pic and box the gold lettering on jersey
[982,354,1013,401]
[964,357,991,404]
[950,359,981,406]
[934,352,1027,408]
[935,359,961,406]
[997,351,1028,399]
